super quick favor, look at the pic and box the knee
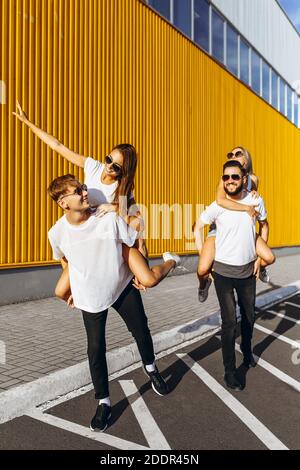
[197,266,210,277]
[138,273,158,288]
[55,285,67,300]
[129,322,151,342]
[87,341,106,361]
[221,318,236,331]
[267,252,276,265]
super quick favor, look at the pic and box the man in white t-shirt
[47,174,170,432]
[194,160,273,391]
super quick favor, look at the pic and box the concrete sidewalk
[0,253,299,394]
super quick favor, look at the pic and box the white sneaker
[162,252,181,268]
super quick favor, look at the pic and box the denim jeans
[82,280,155,399]
[213,272,256,374]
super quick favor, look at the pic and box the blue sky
[278,0,300,33]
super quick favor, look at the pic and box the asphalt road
[1,294,300,451]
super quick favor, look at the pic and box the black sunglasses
[222,174,242,182]
[105,155,123,174]
[59,184,88,201]
[227,150,244,159]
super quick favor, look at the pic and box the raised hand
[12,100,28,123]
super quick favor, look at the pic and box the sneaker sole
[90,413,112,432]
[224,381,243,391]
[243,362,257,368]
[151,382,167,397]
[198,280,212,303]
[143,367,168,396]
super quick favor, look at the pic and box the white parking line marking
[177,353,288,451]
[254,324,300,348]
[119,380,170,450]
[235,344,300,392]
[266,310,300,325]
[285,301,300,309]
[25,409,149,450]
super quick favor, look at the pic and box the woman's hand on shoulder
[246,204,260,220]
[250,189,260,199]
[95,203,118,218]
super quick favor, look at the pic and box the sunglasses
[227,150,244,159]
[59,184,88,201]
[105,155,123,174]
[222,174,242,182]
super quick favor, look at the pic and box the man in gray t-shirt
[194,160,274,391]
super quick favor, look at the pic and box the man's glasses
[227,150,244,159]
[59,184,88,201]
[222,174,242,182]
[105,155,123,174]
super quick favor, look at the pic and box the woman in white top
[196,146,275,301]
[13,102,179,299]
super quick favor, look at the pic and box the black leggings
[82,280,155,399]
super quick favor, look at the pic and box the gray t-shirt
[213,260,255,279]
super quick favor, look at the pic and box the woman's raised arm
[13,101,87,168]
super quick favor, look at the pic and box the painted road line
[25,409,149,451]
[254,324,300,348]
[284,301,300,309]
[119,380,170,450]
[266,310,300,325]
[177,353,288,451]
[36,330,218,414]
[235,344,300,393]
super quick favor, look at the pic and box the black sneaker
[243,354,257,369]
[144,366,169,396]
[259,267,270,283]
[90,404,112,432]
[224,373,243,391]
[198,278,212,303]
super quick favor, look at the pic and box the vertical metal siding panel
[7,0,16,264]
[43,0,52,262]
[92,0,97,158]
[24,1,31,262]
[73,0,79,172]
[15,0,22,263]
[0,0,7,263]
[68,0,74,174]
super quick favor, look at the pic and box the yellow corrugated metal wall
[0,0,299,268]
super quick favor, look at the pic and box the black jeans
[82,280,155,399]
[213,272,256,375]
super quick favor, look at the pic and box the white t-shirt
[200,193,267,266]
[48,212,138,313]
[84,157,133,206]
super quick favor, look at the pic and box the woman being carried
[13,101,180,299]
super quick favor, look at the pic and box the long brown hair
[112,143,137,211]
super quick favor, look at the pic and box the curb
[1,280,300,424]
